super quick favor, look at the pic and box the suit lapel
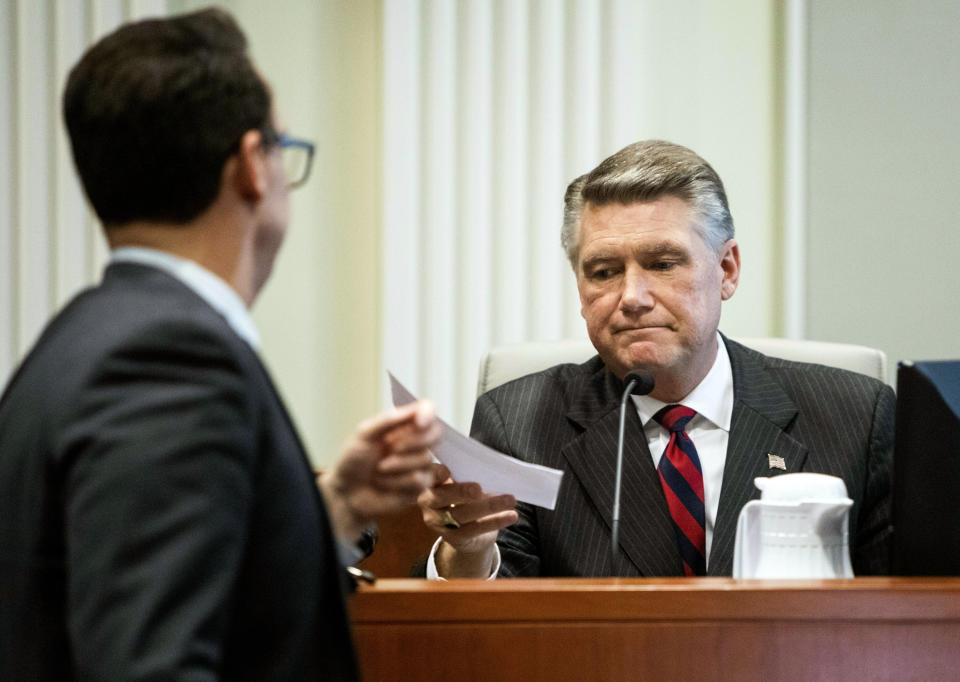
[709,338,808,575]
[248,353,324,485]
[561,365,681,576]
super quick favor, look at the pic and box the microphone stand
[612,371,654,564]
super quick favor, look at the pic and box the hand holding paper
[389,372,564,510]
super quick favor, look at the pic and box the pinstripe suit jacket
[471,336,894,577]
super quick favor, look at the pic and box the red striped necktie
[654,405,707,576]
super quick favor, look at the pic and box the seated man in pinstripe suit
[418,140,894,579]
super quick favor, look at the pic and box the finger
[354,401,431,441]
[366,489,421,513]
[416,481,471,511]
[418,480,446,508]
[432,494,516,527]
[438,509,519,539]
[372,469,434,493]
[433,464,451,486]
[415,468,456,508]
[413,400,436,429]
[383,420,443,452]
[376,449,435,475]
[426,481,484,509]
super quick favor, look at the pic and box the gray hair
[561,140,734,268]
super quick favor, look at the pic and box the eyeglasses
[263,131,316,189]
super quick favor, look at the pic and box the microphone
[612,370,655,564]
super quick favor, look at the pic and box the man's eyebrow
[637,242,689,258]
[581,241,690,267]
[580,252,621,269]
[581,251,618,262]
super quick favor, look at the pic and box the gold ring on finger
[440,508,460,529]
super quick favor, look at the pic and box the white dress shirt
[630,334,733,568]
[427,332,734,579]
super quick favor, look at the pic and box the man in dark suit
[0,9,438,679]
[418,140,893,579]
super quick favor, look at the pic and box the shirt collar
[630,332,734,431]
[109,246,261,350]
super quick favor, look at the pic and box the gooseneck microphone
[612,370,655,564]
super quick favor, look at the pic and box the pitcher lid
[754,472,849,501]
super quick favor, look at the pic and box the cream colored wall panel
[456,0,495,423]
[783,0,807,339]
[421,0,457,414]
[526,0,569,346]
[127,0,169,17]
[14,0,54,354]
[53,0,91,308]
[1,2,14,383]
[382,0,423,405]
[604,0,642,152]
[297,0,384,465]
[492,0,530,345]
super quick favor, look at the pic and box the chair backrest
[476,337,888,396]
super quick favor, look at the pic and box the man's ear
[232,129,267,203]
[719,239,740,301]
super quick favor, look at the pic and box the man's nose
[620,268,654,311]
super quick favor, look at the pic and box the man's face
[251,114,292,291]
[575,195,739,398]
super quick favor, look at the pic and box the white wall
[2,0,783,464]
[806,0,960,380]
[8,0,956,465]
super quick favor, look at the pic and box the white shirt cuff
[425,536,501,580]
[336,539,364,567]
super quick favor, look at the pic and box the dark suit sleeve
[853,383,896,575]
[470,392,542,577]
[56,322,257,679]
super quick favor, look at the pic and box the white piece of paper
[389,372,564,510]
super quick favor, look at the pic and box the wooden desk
[351,577,960,681]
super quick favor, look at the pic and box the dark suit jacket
[471,336,894,577]
[0,263,357,680]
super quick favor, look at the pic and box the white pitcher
[732,473,854,579]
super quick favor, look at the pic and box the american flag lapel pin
[767,453,787,470]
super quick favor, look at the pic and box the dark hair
[63,8,272,226]
[562,140,734,267]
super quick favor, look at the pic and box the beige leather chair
[477,337,888,396]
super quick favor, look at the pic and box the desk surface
[353,576,960,621]
[351,578,960,681]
